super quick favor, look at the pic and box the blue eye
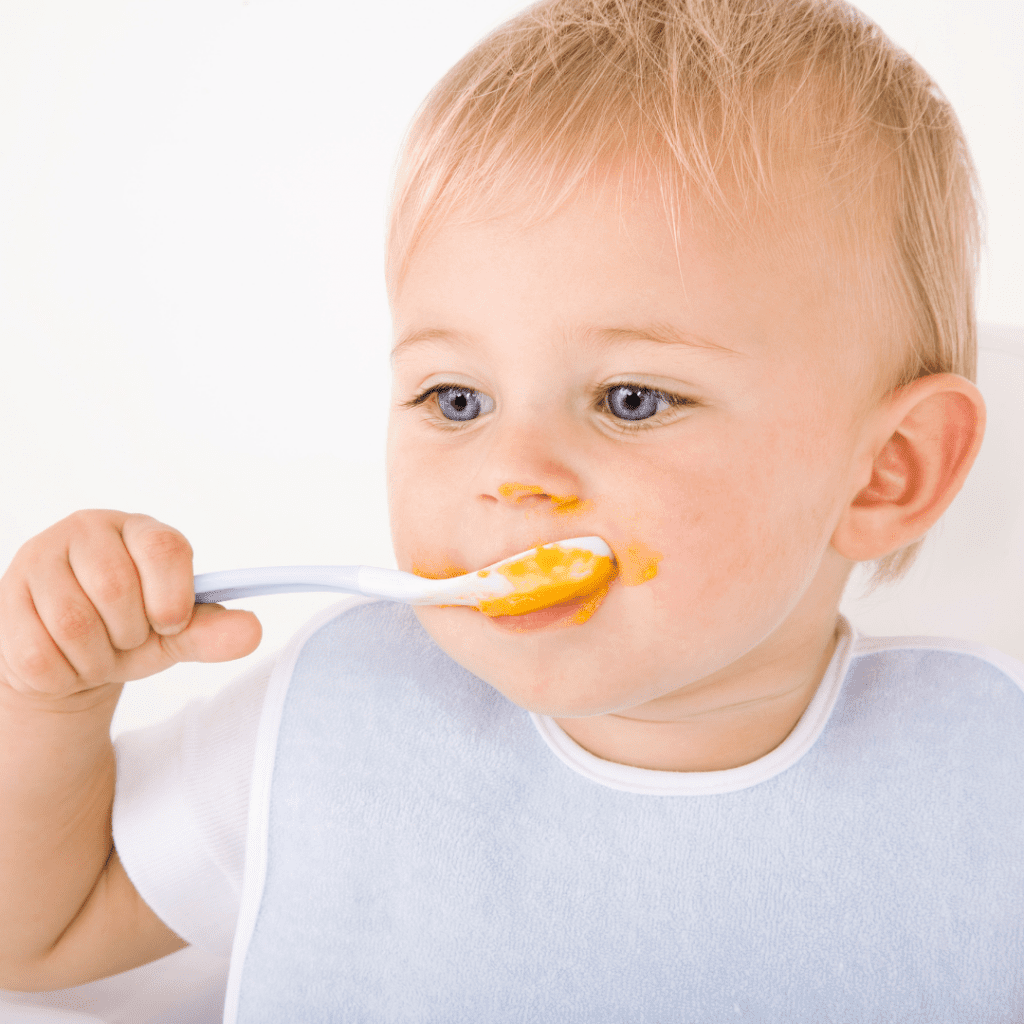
[606,385,667,421]
[436,386,493,421]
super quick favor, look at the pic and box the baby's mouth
[412,536,619,623]
[475,540,618,619]
[486,590,610,631]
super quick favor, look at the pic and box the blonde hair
[386,0,983,589]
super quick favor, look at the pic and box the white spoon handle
[192,565,497,606]
[195,565,394,604]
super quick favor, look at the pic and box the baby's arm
[0,510,261,991]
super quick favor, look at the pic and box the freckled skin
[386,172,878,770]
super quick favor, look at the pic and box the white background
[0,0,1021,736]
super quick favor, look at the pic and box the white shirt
[113,653,275,958]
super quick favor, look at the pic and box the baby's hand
[0,510,261,701]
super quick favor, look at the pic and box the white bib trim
[530,615,857,795]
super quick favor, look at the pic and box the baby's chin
[411,601,651,718]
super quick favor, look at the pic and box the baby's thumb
[162,603,263,664]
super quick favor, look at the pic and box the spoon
[193,536,616,617]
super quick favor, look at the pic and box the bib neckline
[530,615,856,795]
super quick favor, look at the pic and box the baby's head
[383,0,985,718]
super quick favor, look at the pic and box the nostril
[498,482,547,503]
[496,481,592,514]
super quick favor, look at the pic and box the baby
[2,0,1021,1019]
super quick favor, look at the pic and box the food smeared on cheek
[478,544,618,620]
[497,482,594,517]
[620,539,662,586]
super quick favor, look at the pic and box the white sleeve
[111,654,275,958]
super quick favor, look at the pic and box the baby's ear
[831,373,986,562]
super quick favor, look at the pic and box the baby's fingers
[106,603,262,683]
[0,565,120,697]
[0,589,262,692]
[151,603,262,666]
[65,517,152,653]
[118,515,196,636]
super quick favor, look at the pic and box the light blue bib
[224,600,1024,1022]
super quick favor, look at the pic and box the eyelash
[403,383,695,431]
[403,385,464,410]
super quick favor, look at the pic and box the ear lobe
[831,374,986,563]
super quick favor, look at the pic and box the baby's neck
[553,614,842,773]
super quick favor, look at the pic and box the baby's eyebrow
[584,323,745,357]
[391,322,745,359]
[391,327,468,360]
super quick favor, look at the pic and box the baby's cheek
[626,466,784,618]
[387,466,445,569]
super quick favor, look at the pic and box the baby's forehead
[395,175,894,400]
[422,149,895,310]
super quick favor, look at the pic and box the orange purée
[621,540,661,586]
[478,544,618,620]
[410,501,657,622]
